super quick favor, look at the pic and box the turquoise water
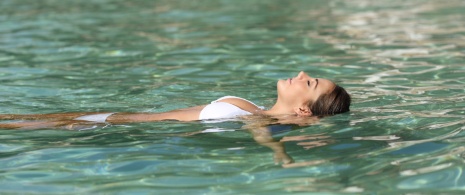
[1,0,465,193]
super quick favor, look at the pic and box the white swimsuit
[73,96,262,122]
[198,96,263,120]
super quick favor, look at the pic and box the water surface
[1,0,465,194]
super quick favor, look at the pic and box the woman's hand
[274,150,294,165]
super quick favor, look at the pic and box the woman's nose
[297,71,309,79]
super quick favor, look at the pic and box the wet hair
[309,84,351,116]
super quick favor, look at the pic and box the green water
[1,0,465,194]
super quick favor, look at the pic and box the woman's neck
[261,99,295,116]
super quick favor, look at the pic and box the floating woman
[0,71,350,130]
[0,71,351,164]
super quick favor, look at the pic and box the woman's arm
[249,127,294,165]
[106,105,206,124]
[242,115,321,165]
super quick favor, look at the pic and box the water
[1,0,465,193]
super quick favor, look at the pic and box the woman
[1,71,351,165]
[0,71,351,130]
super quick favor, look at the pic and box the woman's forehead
[318,78,336,93]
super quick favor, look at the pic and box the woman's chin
[276,80,285,91]
[276,80,289,99]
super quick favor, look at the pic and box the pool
[1,0,465,193]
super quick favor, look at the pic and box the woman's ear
[294,106,312,117]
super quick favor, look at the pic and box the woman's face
[277,71,336,107]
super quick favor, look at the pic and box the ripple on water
[0,0,465,194]
[397,166,465,190]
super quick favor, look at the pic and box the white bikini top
[198,96,264,120]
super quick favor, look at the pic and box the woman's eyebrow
[315,79,319,89]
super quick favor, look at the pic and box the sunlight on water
[1,0,465,194]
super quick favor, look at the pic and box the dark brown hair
[309,84,351,116]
